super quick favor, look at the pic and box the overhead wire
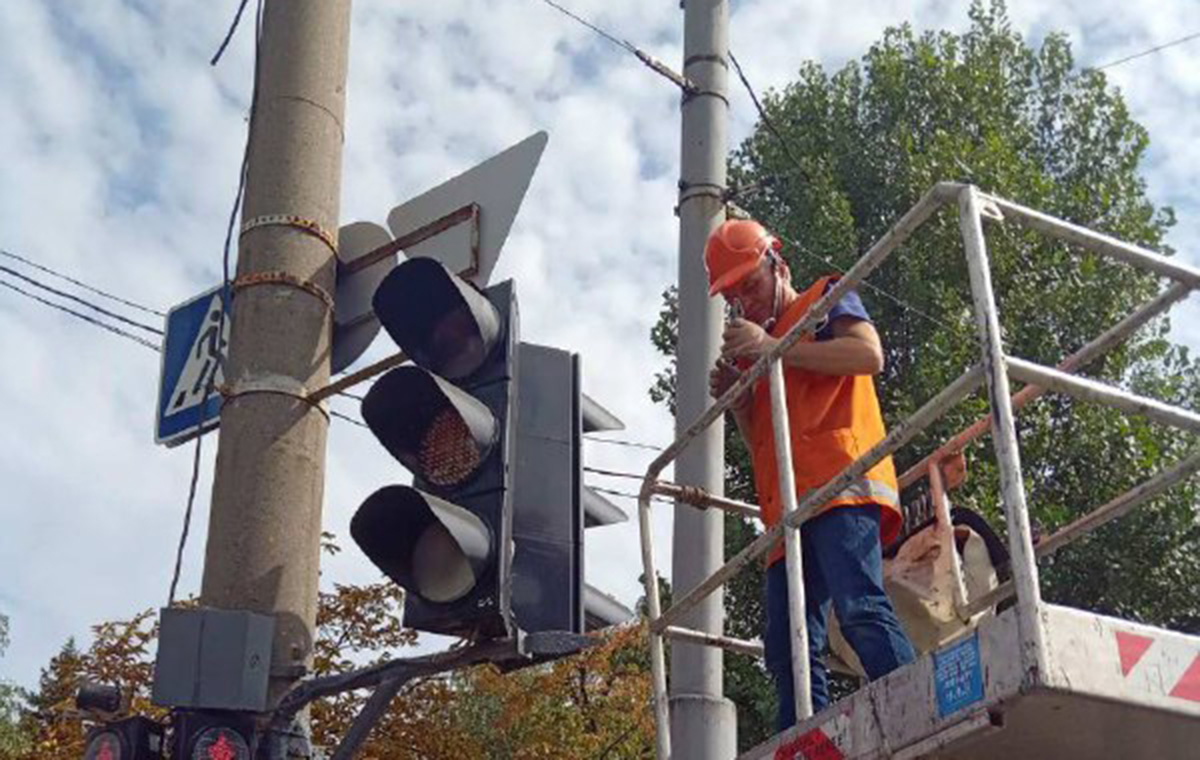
[533,0,695,93]
[0,264,163,336]
[584,435,664,452]
[0,248,165,318]
[1088,30,1200,72]
[0,279,161,352]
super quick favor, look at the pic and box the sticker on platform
[934,632,984,717]
[773,727,845,760]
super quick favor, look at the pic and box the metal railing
[637,182,1200,759]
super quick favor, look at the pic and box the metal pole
[198,1,352,755]
[768,360,813,721]
[670,0,736,756]
[957,186,1049,681]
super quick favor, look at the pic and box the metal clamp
[232,271,335,312]
[219,375,331,420]
[240,214,338,256]
[681,88,730,107]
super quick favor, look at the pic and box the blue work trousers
[764,504,915,731]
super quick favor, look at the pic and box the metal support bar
[965,447,1200,617]
[651,482,762,520]
[329,677,406,760]
[309,351,407,403]
[664,626,764,657]
[898,281,1192,489]
[650,365,984,636]
[1006,357,1200,434]
[959,186,1049,679]
[984,194,1200,289]
[928,461,970,621]
[768,360,812,722]
[1037,447,1200,557]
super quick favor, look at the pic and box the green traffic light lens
[412,520,478,602]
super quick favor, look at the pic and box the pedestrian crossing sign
[155,285,230,446]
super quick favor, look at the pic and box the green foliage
[0,614,33,759]
[650,0,1200,747]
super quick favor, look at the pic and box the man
[704,218,915,729]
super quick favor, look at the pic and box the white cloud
[1,0,1197,692]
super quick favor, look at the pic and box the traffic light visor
[351,486,493,604]
[374,257,501,379]
[363,367,499,488]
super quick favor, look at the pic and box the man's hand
[709,359,750,410]
[721,318,779,362]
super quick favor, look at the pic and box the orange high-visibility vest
[745,276,902,566]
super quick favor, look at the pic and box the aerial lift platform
[637,182,1200,759]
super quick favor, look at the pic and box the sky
[0,0,1197,690]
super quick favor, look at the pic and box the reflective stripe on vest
[803,476,900,510]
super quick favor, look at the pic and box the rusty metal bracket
[232,270,335,312]
[344,203,480,278]
[240,213,339,256]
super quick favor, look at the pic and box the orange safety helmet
[704,219,783,296]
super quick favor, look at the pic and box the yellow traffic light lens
[420,408,484,486]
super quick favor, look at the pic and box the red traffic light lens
[191,727,250,760]
[84,732,123,760]
[420,406,485,487]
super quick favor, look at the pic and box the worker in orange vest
[705,218,915,729]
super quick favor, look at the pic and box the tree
[0,614,33,758]
[651,0,1200,748]
[13,554,653,759]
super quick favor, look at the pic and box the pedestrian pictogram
[155,286,230,447]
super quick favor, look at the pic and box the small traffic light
[170,711,254,760]
[81,716,165,760]
[352,258,519,639]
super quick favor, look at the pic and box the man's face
[722,257,776,326]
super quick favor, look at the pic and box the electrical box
[151,607,274,712]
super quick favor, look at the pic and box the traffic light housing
[352,258,519,639]
[81,716,165,760]
[351,258,631,643]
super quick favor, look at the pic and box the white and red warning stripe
[772,712,852,760]
[1114,628,1200,703]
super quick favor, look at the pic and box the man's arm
[721,315,884,377]
[778,316,883,376]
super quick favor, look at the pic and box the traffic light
[81,718,165,760]
[170,711,255,760]
[352,257,519,639]
[351,258,632,642]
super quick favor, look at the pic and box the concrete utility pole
[671,0,737,756]
[199,0,352,754]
